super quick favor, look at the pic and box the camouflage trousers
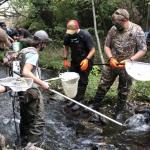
[93,66,132,113]
[18,88,45,146]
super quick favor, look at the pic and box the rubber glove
[63,58,70,68]
[80,58,89,71]
[118,59,130,69]
[117,63,125,69]
[109,57,119,68]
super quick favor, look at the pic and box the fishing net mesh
[59,72,80,98]
[0,77,33,92]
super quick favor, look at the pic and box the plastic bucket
[59,72,80,98]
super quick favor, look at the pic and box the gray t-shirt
[21,47,41,79]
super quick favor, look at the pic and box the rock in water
[23,142,44,150]
[0,133,6,150]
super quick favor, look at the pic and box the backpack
[3,48,37,77]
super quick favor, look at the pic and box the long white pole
[49,88,124,127]
[44,77,60,82]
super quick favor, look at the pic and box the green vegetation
[39,45,64,70]
[9,0,150,39]
[1,46,150,103]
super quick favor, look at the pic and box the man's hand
[109,57,119,68]
[80,58,89,71]
[41,81,49,90]
[63,58,70,68]
[118,59,130,69]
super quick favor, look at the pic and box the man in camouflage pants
[90,9,147,121]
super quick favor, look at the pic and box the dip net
[0,77,33,92]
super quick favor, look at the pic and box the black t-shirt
[63,29,94,65]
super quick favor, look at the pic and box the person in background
[89,9,147,122]
[0,29,11,149]
[0,27,11,93]
[12,27,31,51]
[0,28,11,51]
[63,20,95,112]
[0,21,14,44]
[17,28,31,39]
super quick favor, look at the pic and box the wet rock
[23,142,44,150]
[2,119,10,125]
[124,113,150,132]
[77,120,103,134]
[50,94,65,101]
[125,114,146,128]
[0,133,6,150]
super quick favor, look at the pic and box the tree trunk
[91,0,105,68]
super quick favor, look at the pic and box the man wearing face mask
[63,20,95,112]
[89,9,147,122]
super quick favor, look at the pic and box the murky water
[0,65,150,150]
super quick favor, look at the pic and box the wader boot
[71,84,87,112]
[87,96,103,123]
[114,97,126,122]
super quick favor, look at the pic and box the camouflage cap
[66,20,79,35]
[112,9,130,21]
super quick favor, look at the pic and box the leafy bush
[130,81,150,102]
[85,65,101,102]
[39,46,63,70]
[0,52,4,61]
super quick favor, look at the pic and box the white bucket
[13,42,20,52]
[59,72,80,98]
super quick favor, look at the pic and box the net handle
[49,88,124,127]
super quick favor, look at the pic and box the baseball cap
[34,30,52,43]
[112,9,130,21]
[66,20,79,35]
[0,28,11,47]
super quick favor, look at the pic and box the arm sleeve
[135,26,147,51]
[85,32,94,50]
[105,28,114,48]
[25,53,39,66]
[63,35,70,46]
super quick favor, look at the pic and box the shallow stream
[0,66,150,150]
